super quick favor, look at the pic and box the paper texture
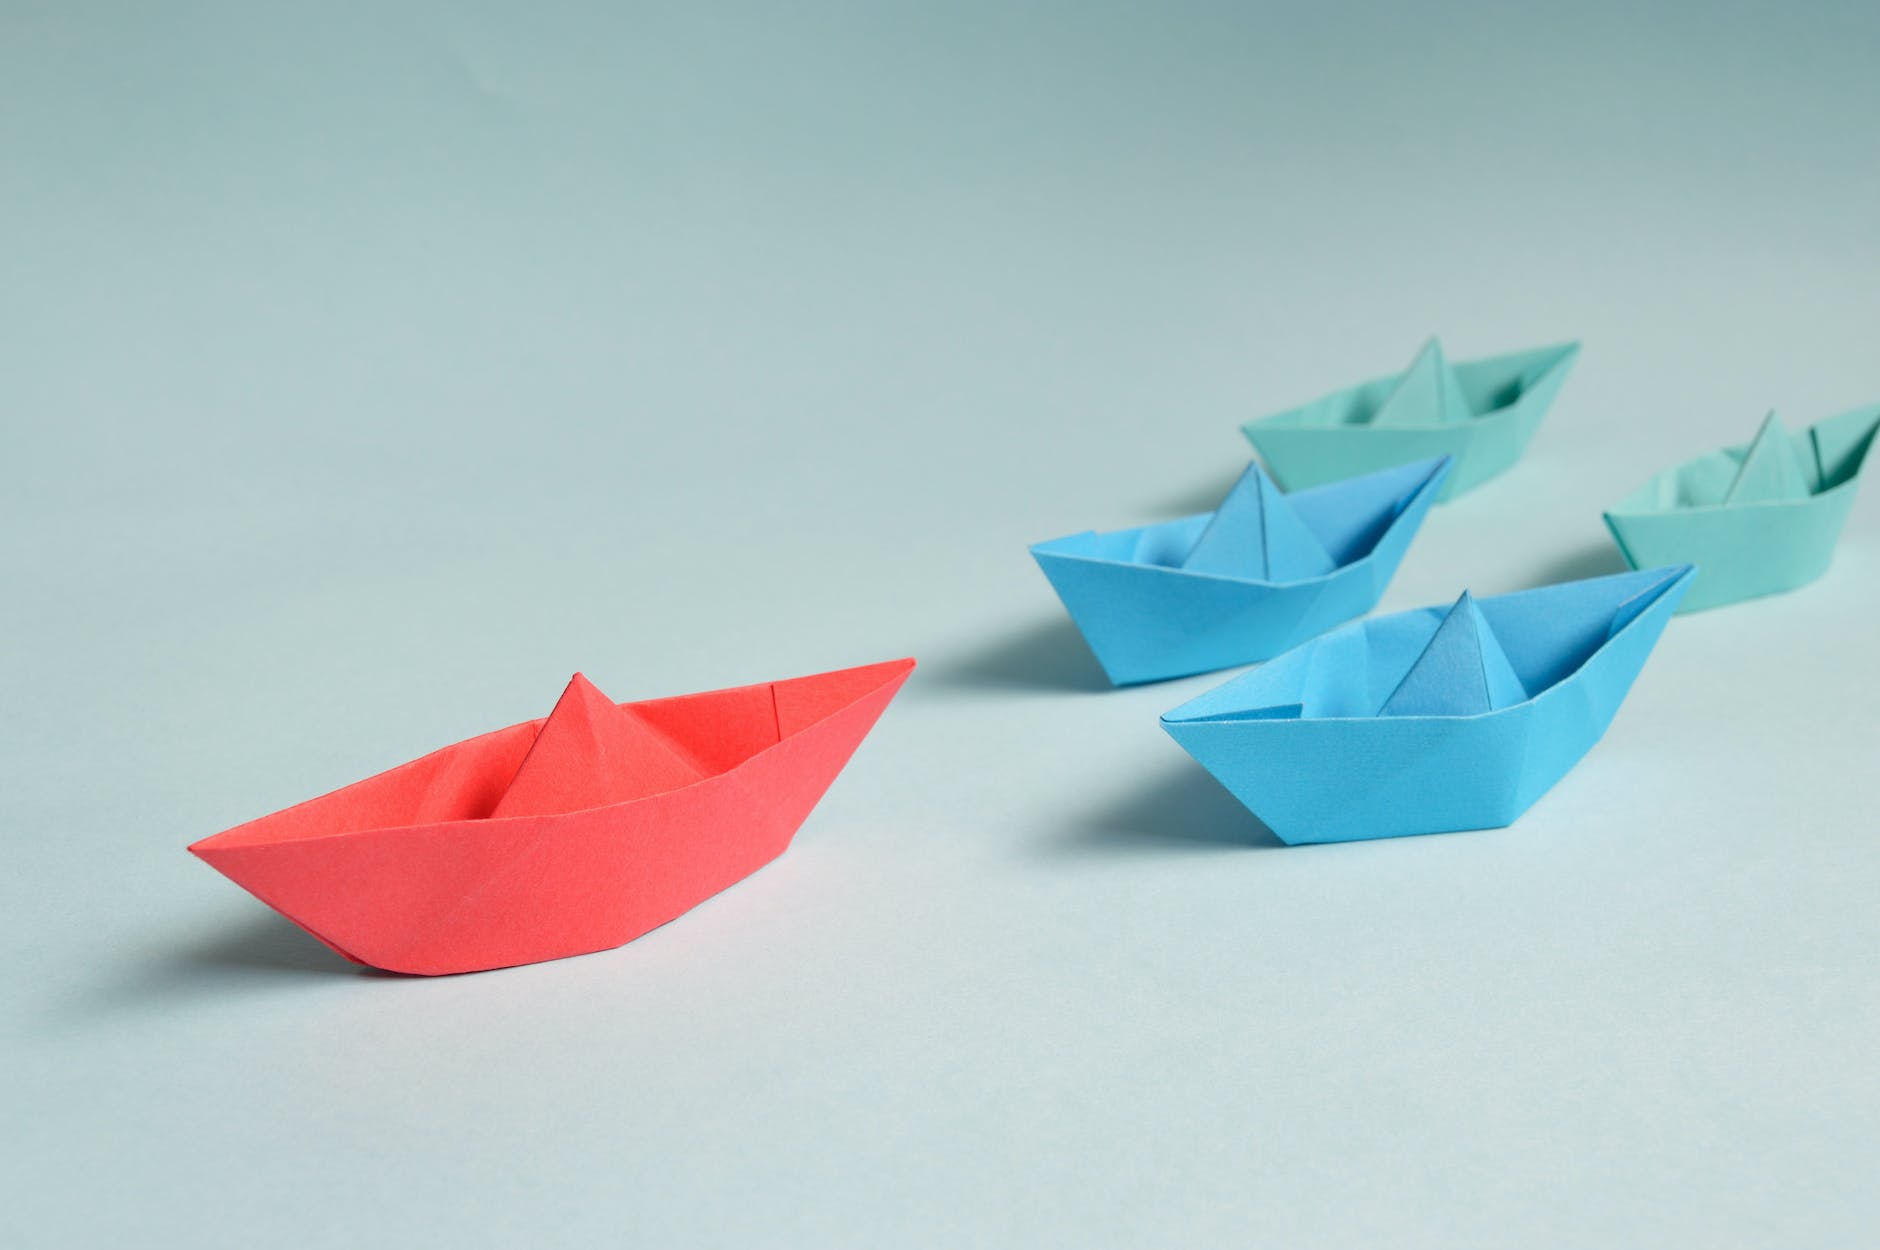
[1160,567,1694,844]
[1031,456,1451,685]
[1241,340,1579,501]
[189,659,916,974]
[1604,404,1880,612]
[1370,338,1474,429]
[1377,591,1528,717]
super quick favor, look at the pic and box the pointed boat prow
[1605,404,1880,611]
[1160,569,1692,843]
[1030,456,1452,684]
[190,658,916,974]
[1242,340,1579,500]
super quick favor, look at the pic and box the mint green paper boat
[1603,404,1880,612]
[1241,339,1580,502]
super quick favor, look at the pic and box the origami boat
[1604,405,1880,612]
[190,658,915,974]
[1241,338,1580,501]
[1031,455,1451,685]
[1161,566,1693,843]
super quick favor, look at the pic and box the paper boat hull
[1604,404,1880,612]
[1031,559,1383,686]
[1031,458,1447,685]
[1241,343,1578,501]
[190,659,914,974]
[1605,492,1856,612]
[1160,568,1692,843]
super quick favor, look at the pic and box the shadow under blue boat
[920,616,1113,693]
[1054,762,1287,854]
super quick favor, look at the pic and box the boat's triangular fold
[1378,591,1528,717]
[394,729,541,827]
[1724,411,1811,505]
[1370,337,1474,428]
[1476,565,1693,695]
[1808,403,1880,489]
[1181,461,1336,581]
[491,673,707,817]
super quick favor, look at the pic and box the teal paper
[1371,338,1474,429]
[1160,565,1695,844]
[1603,404,1880,612]
[1031,456,1451,686]
[1241,340,1580,501]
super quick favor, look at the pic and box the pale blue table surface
[5,3,1877,1247]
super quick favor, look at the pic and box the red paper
[489,674,706,817]
[189,658,916,974]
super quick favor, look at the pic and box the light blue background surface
[5,3,1877,1246]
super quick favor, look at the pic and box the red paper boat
[190,658,915,975]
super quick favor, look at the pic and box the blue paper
[1181,464,1336,581]
[1160,566,1695,843]
[1031,456,1452,685]
[1377,591,1527,716]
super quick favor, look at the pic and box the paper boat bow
[1031,456,1451,685]
[1604,405,1880,612]
[1161,567,1694,843]
[190,659,915,974]
[1241,339,1579,501]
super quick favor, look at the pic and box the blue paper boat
[1241,339,1580,501]
[1161,565,1695,843]
[1030,456,1451,685]
[1604,404,1880,612]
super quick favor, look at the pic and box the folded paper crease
[1160,568,1693,844]
[189,658,916,974]
[1241,339,1579,501]
[1604,404,1880,611]
[1031,456,1452,685]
